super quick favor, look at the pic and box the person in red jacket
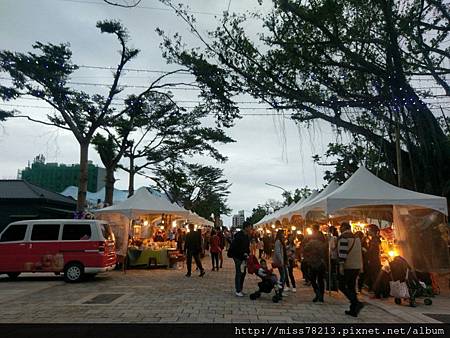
[210,229,222,271]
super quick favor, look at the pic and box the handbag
[390,269,410,299]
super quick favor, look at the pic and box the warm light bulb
[143,220,148,226]
[271,224,275,229]
[296,230,301,235]
[291,226,296,231]
[306,228,313,235]
[160,225,164,230]
[172,221,177,228]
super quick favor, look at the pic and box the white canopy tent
[304,166,448,216]
[283,190,319,221]
[93,187,190,219]
[299,180,340,218]
[264,203,295,225]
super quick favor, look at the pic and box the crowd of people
[174,220,387,318]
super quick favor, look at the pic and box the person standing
[338,222,364,317]
[210,229,221,271]
[272,230,288,294]
[185,224,205,277]
[303,225,327,302]
[257,236,264,259]
[285,234,297,292]
[366,224,382,295]
[228,221,252,297]
[217,227,226,268]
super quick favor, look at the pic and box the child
[257,259,281,288]
[250,258,283,302]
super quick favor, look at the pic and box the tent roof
[299,180,340,217]
[311,166,448,215]
[93,187,189,218]
[0,180,76,205]
[284,190,319,220]
[264,203,294,224]
[61,186,129,204]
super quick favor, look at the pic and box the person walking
[285,234,297,292]
[272,230,288,294]
[303,225,327,302]
[366,224,382,295]
[210,229,221,271]
[228,221,252,297]
[217,227,226,268]
[185,223,205,277]
[338,222,364,317]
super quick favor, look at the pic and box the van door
[29,223,61,272]
[0,223,29,272]
[61,223,94,269]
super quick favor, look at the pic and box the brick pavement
[0,256,447,323]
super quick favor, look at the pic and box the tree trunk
[77,142,89,212]
[128,155,135,197]
[104,167,115,206]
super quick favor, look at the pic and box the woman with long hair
[272,230,288,293]
[285,233,297,292]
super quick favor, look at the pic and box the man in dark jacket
[229,221,251,297]
[185,223,205,277]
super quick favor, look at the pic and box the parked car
[0,219,116,282]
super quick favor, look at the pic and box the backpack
[247,255,260,274]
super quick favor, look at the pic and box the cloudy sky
[0,0,336,224]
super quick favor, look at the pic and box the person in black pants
[184,223,205,277]
[285,234,297,292]
[338,222,364,317]
[303,225,327,302]
[229,221,251,297]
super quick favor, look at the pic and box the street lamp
[265,182,288,193]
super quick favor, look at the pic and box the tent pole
[327,214,332,297]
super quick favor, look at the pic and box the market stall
[300,166,449,271]
[94,187,190,268]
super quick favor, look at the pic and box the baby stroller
[247,255,283,303]
[389,256,433,307]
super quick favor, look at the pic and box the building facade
[232,210,245,228]
[19,155,106,193]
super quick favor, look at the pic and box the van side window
[0,224,28,242]
[100,223,114,241]
[31,224,60,241]
[62,224,92,240]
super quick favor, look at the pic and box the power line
[78,65,191,74]
[56,0,221,16]
[0,102,284,114]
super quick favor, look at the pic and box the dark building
[19,155,106,193]
[0,180,77,232]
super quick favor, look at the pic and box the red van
[0,219,116,282]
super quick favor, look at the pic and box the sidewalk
[0,256,448,323]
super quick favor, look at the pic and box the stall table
[127,247,175,267]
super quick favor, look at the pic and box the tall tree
[0,20,148,211]
[119,92,234,197]
[158,0,450,198]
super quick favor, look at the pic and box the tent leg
[327,215,332,297]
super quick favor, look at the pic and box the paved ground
[0,256,448,323]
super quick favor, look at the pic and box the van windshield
[100,223,115,241]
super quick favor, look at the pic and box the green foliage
[153,161,231,219]
[158,0,450,197]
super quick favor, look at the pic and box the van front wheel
[64,263,84,283]
[7,272,20,280]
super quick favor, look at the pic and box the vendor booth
[94,187,190,268]
[299,166,449,271]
